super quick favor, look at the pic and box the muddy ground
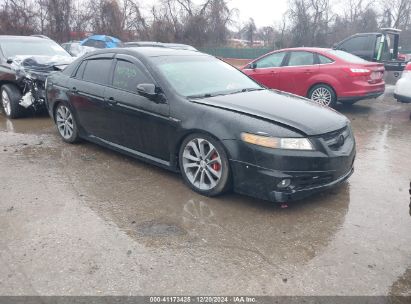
[0,88,410,296]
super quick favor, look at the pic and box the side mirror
[6,58,13,64]
[250,62,257,69]
[136,83,166,103]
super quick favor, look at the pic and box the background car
[0,35,72,118]
[62,41,97,57]
[242,47,385,108]
[80,35,122,49]
[333,28,407,85]
[394,62,411,103]
[161,43,197,51]
[46,47,355,203]
[124,41,165,48]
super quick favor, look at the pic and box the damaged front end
[10,56,73,111]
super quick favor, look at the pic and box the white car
[394,62,411,103]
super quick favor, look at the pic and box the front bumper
[225,126,356,203]
[394,76,411,103]
[231,161,354,202]
[394,93,411,103]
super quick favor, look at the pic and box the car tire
[54,102,80,143]
[1,84,25,119]
[308,84,337,108]
[179,133,231,197]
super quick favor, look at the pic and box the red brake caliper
[211,153,221,171]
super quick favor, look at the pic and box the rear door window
[318,54,334,64]
[287,51,315,66]
[74,61,87,79]
[255,52,286,68]
[82,59,112,85]
[112,60,150,92]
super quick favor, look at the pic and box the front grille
[321,127,350,151]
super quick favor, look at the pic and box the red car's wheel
[309,84,337,108]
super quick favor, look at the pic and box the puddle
[136,220,187,237]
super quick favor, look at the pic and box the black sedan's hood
[191,90,348,136]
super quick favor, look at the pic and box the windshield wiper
[188,92,227,99]
[228,88,265,95]
[188,88,264,99]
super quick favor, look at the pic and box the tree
[205,0,237,45]
[0,0,37,35]
[88,0,124,38]
[243,18,256,46]
[46,0,73,42]
[258,26,276,47]
[380,0,411,29]
[331,0,378,43]
[121,0,149,40]
[287,0,334,47]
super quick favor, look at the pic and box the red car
[242,47,385,107]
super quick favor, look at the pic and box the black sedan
[45,48,355,203]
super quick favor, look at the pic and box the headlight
[241,133,314,150]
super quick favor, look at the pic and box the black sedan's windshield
[151,55,262,97]
[1,39,71,58]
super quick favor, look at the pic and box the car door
[103,54,171,162]
[278,51,319,96]
[242,51,287,89]
[68,54,115,139]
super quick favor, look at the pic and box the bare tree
[205,0,237,45]
[88,0,124,38]
[330,0,378,43]
[287,0,334,47]
[1,0,409,49]
[243,18,256,46]
[121,0,149,40]
[0,0,37,35]
[46,0,73,42]
[35,0,49,35]
[70,0,93,39]
[380,0,411,29]
[257,26,276,47]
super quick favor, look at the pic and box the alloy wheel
[182,138,223,191]
[311,87,332,106]
[56,105,74,140]
[1,90,11,116]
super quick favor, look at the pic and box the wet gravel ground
[0,89,410,295]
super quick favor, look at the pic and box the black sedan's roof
[81,47,208,62]
[124,46,202,57]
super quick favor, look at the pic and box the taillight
[343,67,372,77]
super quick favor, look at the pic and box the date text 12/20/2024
[149,297,257,303]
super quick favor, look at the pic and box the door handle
[105,97,117,105]
[70,87,78,93]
